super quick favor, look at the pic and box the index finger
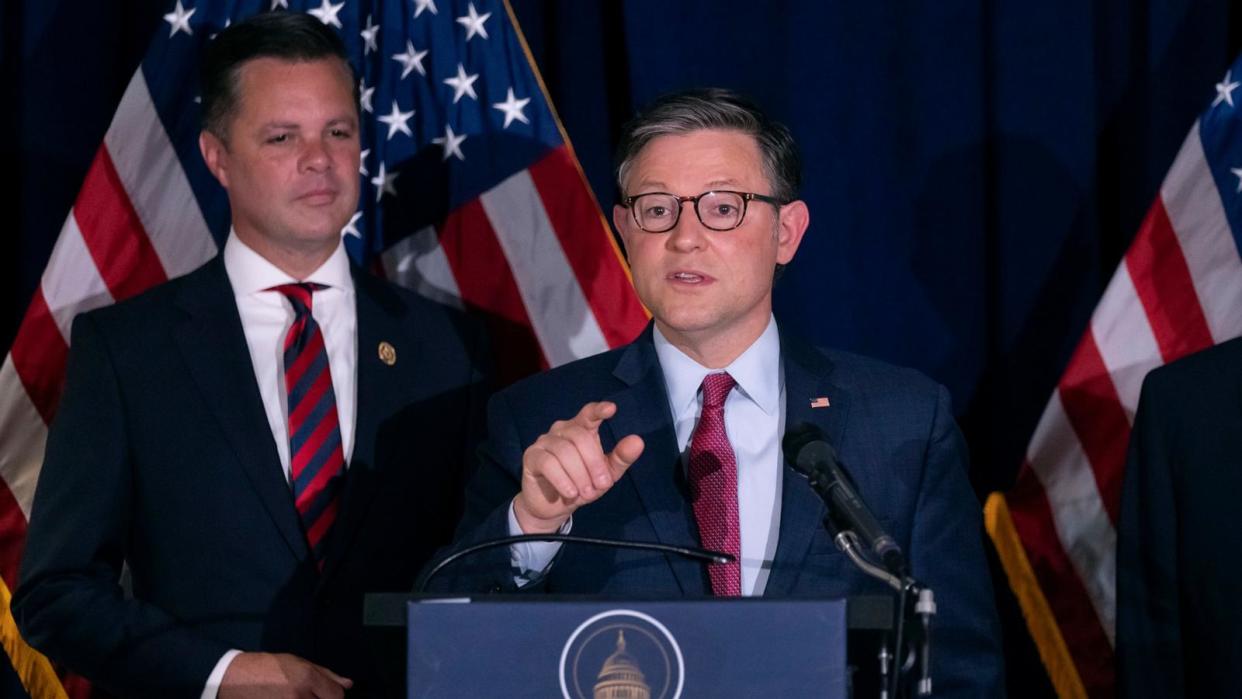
[309,664,352,698]
[571,401,617,431]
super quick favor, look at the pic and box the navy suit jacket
[442,326,1003,697]
[14,256,489,698]
[1117,337,1242,698]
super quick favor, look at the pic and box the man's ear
[775,199,809,265]
[198,130,230,189]
[612,204,632,254]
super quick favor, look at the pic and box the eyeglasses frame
[620,190,785,233]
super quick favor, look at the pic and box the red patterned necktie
[688,372,742,596]
[270,283,345,568]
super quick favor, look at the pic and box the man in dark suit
[1117,337,1242,698]
[442,88,1003,696]
[13,13,487,698]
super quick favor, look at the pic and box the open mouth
[668,271,710,284]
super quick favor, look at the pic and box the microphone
[414,534,735,593]
[782,422,908,578]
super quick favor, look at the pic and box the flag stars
[377,101,415,140]
[308,0,345,29]
[444,63,479,103]
[163,0,195,38]
[359,149,370,176]
[341,211,363,239]
[270,0,288,8]
[371,162,398,201]
[433,124,467,161]
[359,79,375,113]
[1231,167,1242,193]
[493,87,530,128]
[414,0,438,18]
[1214,70,1240,108]
[456,3,491,41]
[360,16,379,55]
[393,40,429,79]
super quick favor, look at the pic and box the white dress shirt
[654,317,784,596]
[202,232,358,697]
[511,316,785,596]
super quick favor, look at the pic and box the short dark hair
[615,88,802,203]
[200,11,356,140]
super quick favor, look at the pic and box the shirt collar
[653,316,782,418]
[222,230,354,297]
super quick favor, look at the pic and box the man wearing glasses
[445,88,1002,696]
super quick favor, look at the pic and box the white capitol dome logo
[559,609,685,699]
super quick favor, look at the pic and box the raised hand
[512,401,644,534]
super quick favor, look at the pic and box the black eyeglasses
[621,190,784,233]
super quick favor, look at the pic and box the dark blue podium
[366,595,893,698]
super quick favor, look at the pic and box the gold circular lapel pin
[378,341,397,366]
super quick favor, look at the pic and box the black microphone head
[782,422,838,477]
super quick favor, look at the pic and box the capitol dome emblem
[559,609,684,699]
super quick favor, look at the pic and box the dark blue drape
[4,1,1240,695]
[509,0,1239,495]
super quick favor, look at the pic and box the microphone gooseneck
[414,533,735,593]
[783,422,937,697]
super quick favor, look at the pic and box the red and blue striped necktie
[270,282,345,568]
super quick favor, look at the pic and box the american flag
[0,1,648,696]
[985,55,1242,697]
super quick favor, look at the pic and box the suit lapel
[320,269,417,580]
[172,257,309,561]
[605,331,707,595]
[765,333,851,596]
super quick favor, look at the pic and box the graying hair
[615,88,802,203]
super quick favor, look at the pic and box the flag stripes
[440,196,546,376]
[1162,124,1242,342]
[1089,264,1160,418]
[76,149,169,299]
[104,73,218,280]
[9,294,69,427]
[480,167,610,367]
[379,225,464,308]
[0,4,648,695]
[42,218,114,344]
[0,361,45,523]
[526,148,648,348]
[1058,334,1129,523]
[989,64,1242,698]
[1127,200,1213,361]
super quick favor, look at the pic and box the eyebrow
[259,116,359,132]
[632,177,743,191]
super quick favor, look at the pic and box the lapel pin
[377,341,397,366]
[810,397,830,409]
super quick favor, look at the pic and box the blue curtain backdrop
[3,1,1239,696]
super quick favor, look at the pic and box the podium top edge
[363,593,894,630]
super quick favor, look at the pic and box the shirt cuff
[201,649,243,699]
[507,501,570,586]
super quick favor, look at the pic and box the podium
[366,594,894,697]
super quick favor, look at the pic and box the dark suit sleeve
[909,385,1005,697]
[1116,374,1184,698]
[425,387,530,593]
[14,313,228,698]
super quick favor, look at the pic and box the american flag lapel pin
[810,397,830,409]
